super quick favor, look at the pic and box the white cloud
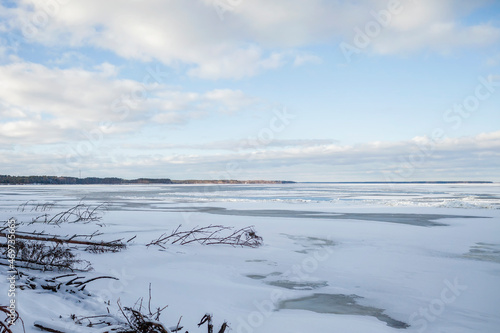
[151,112,191,125]
[0,61,152,141]
[1,1,498,180]
[148,88,260,123]
[3,0,285,79]
[2,0,497,79]
[167,130,500,173]
[341,0,500,55]
[372,22,500,55]
[7,130,497,181]
[0,61,260,144]
[203,89,258,112]
[293,53,322,67]
[121,139,339,151]
[187,47,286,79]
[50,51,90,66]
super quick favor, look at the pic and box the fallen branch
[0,231,125,249]
[147,225,262,248]
[33,322,64,333]
[0,240,92,272]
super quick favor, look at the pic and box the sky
[0,0,499,182]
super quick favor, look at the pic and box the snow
[1,183,499,332]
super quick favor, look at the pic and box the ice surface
[1,183,499,333]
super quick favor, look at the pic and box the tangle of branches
[11,240,92,272]
[147,224,263,249]
[29,203,107,226]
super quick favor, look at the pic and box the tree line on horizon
[0,175,294,185]
[0,175,173,185]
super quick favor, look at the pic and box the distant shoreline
[0,175,494,185]
[301,181,494,184]
[0,175,293,185]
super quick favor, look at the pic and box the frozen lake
[1,183,499,332]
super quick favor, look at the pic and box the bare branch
[147,225,262,248]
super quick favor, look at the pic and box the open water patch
[158,207,487,226]
[278,293,409,329]
[267,280,328,290]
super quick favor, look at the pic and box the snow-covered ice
[1,183,499,332]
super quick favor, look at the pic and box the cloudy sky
[0,0,499,182]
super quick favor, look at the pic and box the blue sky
[0,0,499,181]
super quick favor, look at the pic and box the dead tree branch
[147,224,263,248]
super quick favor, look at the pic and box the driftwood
[43,274,116,292]
[147,224,263,249]
[33,323,64,333]
[0,231,124,248]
